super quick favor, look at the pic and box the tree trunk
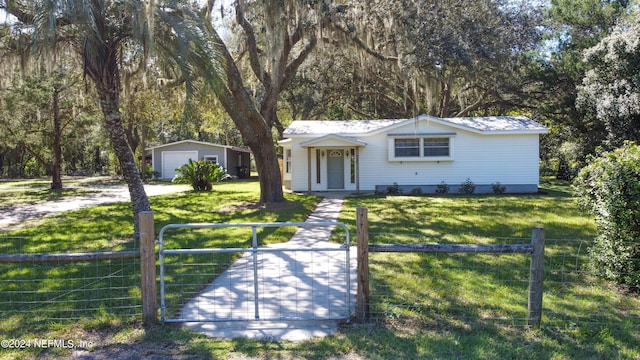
[210,29,285,204]
[97,84,151,235]
[140,122,147,182]
[51,86,63,190]
[227,100,285,204]
[439,79,452,118]
[250,127,284,203]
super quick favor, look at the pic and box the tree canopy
[280,0,543,120]
[2,0,640,210]
[0,0,227,233]
[577,13,640,148]
[530,0,632,173]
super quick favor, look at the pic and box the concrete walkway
[181,193,357,341]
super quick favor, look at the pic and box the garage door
[162,151,197,179]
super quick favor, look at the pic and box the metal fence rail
[158,222,353,323]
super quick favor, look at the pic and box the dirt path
[0,183,190,231]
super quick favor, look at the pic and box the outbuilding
[279,114,547,194]
[147,140,251,180]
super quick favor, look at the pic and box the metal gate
[158,222,352,323]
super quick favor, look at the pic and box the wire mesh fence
[542,238,640,330]
[365,232,640,332]
[0,235,142,329]
[2,229,639,334]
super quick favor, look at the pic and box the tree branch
[4,0,73,27]
[281,35,317,90]
[329,21,398,62]
[235,0,268,85]
[454,91,492,117]
[2,0,36,24]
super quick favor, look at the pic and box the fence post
[139,211,158,325]
[528,226,545,328]
[356,207,370,322]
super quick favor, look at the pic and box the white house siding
[285,119,542,193]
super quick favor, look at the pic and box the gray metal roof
[283,115,547,136]
[443,116,547,132]
[283,119,407,135]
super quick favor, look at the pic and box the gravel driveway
[0,183,190,231]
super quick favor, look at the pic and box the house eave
[480,129,549,135]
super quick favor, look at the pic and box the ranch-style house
[279,114,547,194]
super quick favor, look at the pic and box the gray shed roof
[283,115,547,136]
[145,139,251,153]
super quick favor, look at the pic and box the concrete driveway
[0,183,190,231]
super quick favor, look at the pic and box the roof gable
[300,134,367,147]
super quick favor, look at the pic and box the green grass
[325,179,640,360]
[1,179,640,359]
[338,176,592,241]
[0,180,321,359]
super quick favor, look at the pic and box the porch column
[356,146,361,194]
[307,147,312,194]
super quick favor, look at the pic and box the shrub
[574,142,640,288]
[435,181,449,194]
[492,182,506,194]
[458,178,476,194]
[410,187,423,195]
[172,159,231,191]
[386,182,403,195]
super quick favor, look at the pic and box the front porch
[282,134,366,193]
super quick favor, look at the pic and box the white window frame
[394,138,420,158]
[423,137,450,157]
[388,133,455,162]
[204,155,219,164]
[285,149,292,174]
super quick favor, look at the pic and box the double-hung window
[389,134,454,161]
[423,138,450,157]
[285,149,292,173]
[394,138,420,157]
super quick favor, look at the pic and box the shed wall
[152,143,233,179]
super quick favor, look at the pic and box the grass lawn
[1,178,639,359]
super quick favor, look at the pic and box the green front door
[327,149,344,189]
